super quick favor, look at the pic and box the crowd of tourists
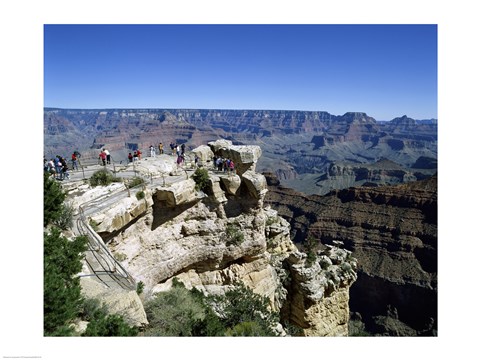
[45,141,238,181]
[213,155,235,173]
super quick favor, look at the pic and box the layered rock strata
[264,172,437,335]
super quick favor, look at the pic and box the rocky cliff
[264,172,437,336]
[64,140,357,336]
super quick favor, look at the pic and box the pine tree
[43,172,66,227]
[44,228,88,335]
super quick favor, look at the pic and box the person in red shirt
[71,152,78,170]
[99,150,106,166]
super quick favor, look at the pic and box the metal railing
[77,196,137,291]
[69,151,198,290]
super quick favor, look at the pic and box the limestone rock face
[89,191,153,234]
[208,175,228,204]
[152,255,280,310]
[153,179,197,207]
[65,144,358,337]
[208,139,262,175]
[207,139,233,153]
[109,201,270,288]
[285,247,357,336]
[191,145,214,163]
[129,155,177,176]
[241,170,268,201]
[219,174,242,195]
[80,277,148,327]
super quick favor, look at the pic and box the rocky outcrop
[208,139,262,175]
[284,247,357,336]
[153,179,198,207]
[191,145,214,164]
[65,142,358,336]
[80,277,148,327]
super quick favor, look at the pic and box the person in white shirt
[103,148,111,164]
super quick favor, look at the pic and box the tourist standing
[99,150,106,166]
[150,145,156,157]
[103,148,111,164]
[54,155,62,177]
[216,157,223,172]
[47,159,56,178]
[60,156,69,180]
[71,152,78,170]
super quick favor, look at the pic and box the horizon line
[43,107,437,121]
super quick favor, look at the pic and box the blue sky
[44,24,437,120]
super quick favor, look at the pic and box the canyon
[264,172,437,335]
[44,108,437,195]
[46,107,437,336]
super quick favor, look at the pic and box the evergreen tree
[144,279,208,336]
[44,172,66,227]
[82,313,138,336]
[208,282,279,336]
[44,228,88,335]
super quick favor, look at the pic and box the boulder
[208,139,262,175]
[153,178,197,207]
[191,145,214,163]
[208,175,227,203]
[241,170,268,199]
[219,174,242,195]
[208,139,233,153]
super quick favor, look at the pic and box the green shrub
[144,279,208,336]
[191,168,210,192]
[53,203,75,230]
[136,281,145,295]
[266,216,277,226]
[136,190,145,200]
[89,169,122,186]
[143,279,278,337]
[304,236,318,268]
[225,321,268,336]
[282,320,304,336]
[127,177,145,188]
[225,224,244,246]
[80,298,104,321]
[89,219,99,231]
[114,252,127,262]
[206,282,279,336]
[83,313,138,336]
[79,298,138,337]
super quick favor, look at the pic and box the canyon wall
[264,172,437,335]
